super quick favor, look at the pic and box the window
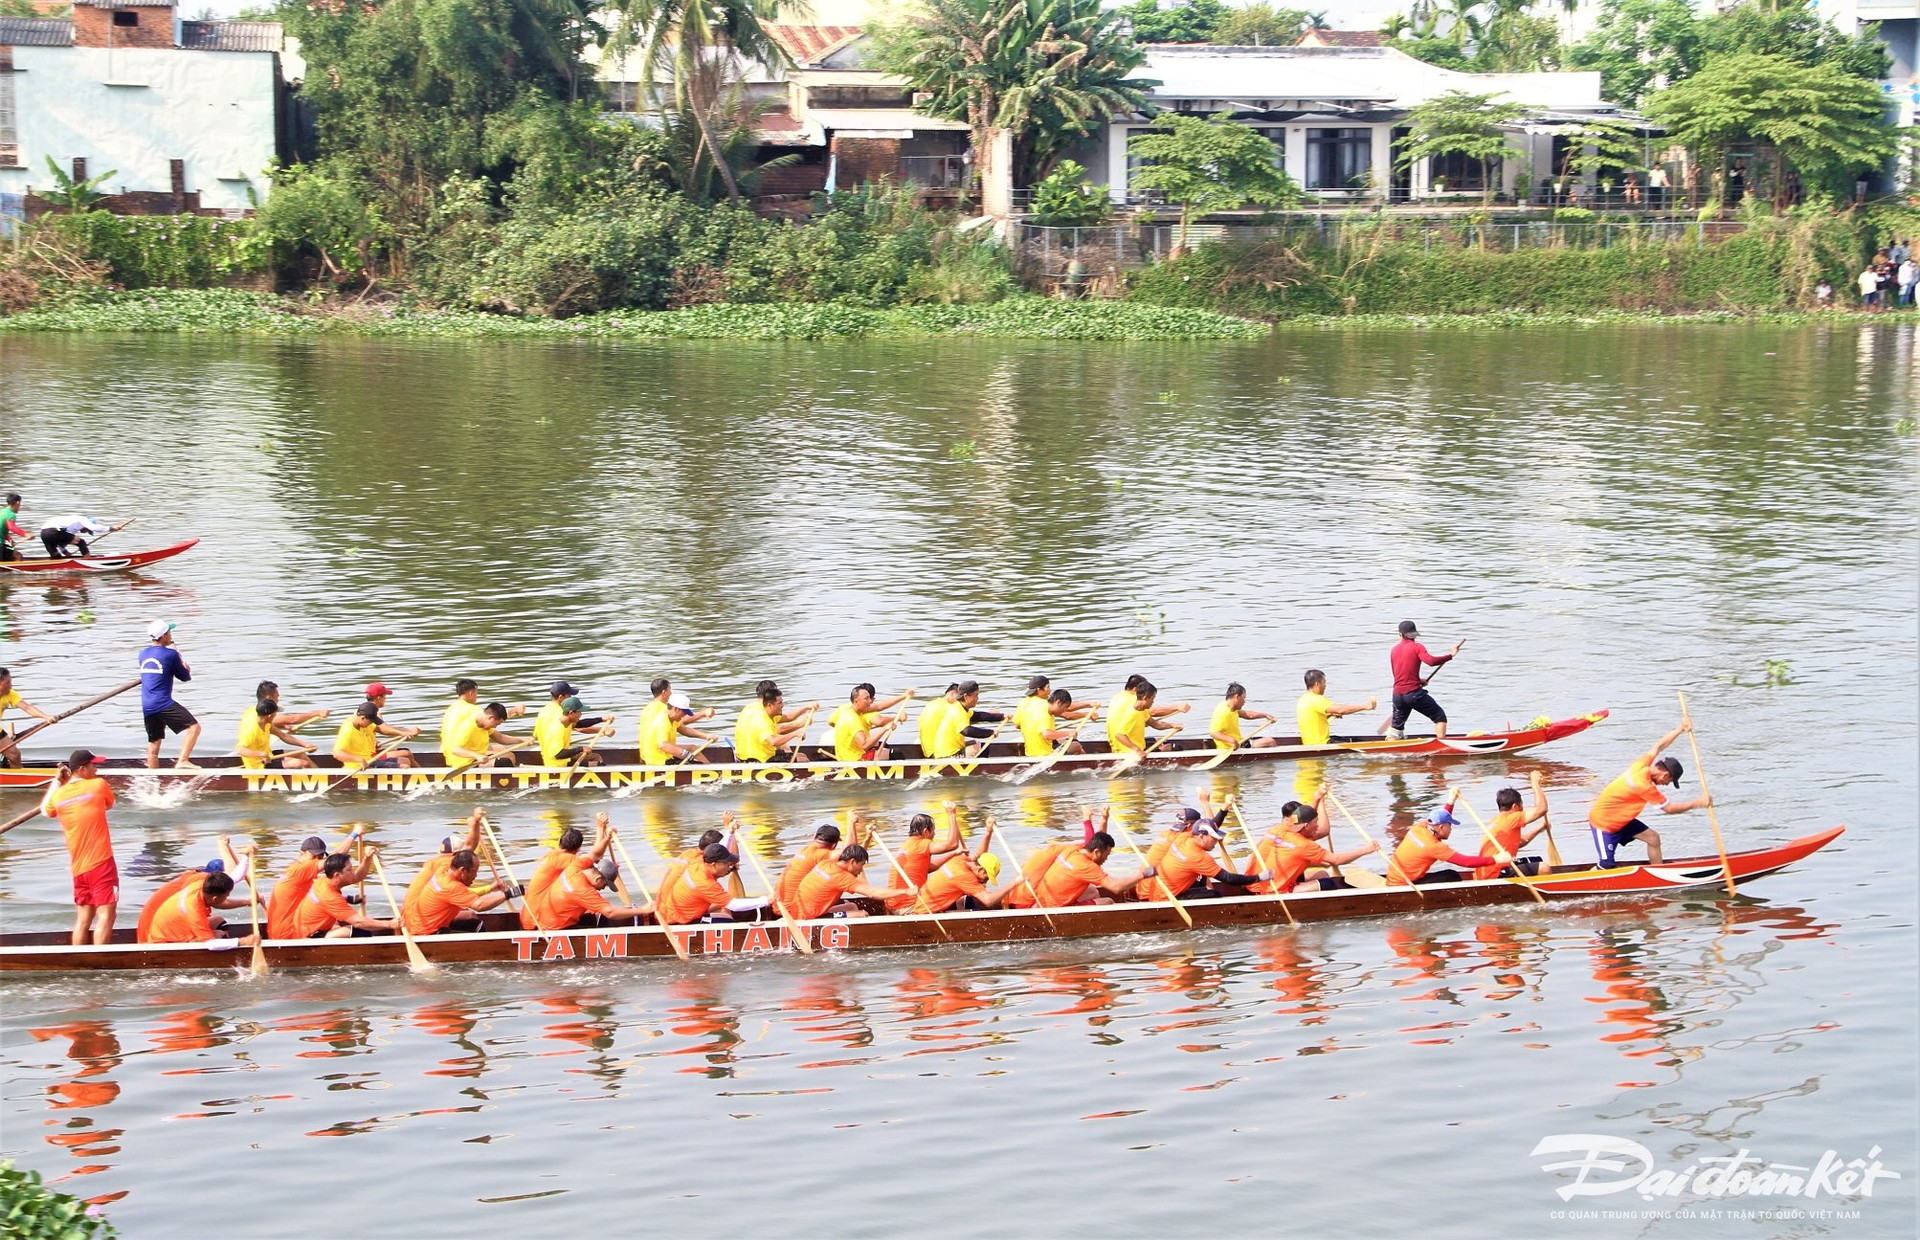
[602,81,641,112]
[1429,149,1497,191]
[0,66,16,168]
[112,10,138,26]
[1250,126,1287,174]
[1304,127,1372,190]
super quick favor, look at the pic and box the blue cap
[1429,808,1459,826]
[199,858,226,873]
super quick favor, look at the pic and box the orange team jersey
[793,863,860,921]
[1032,847,1111,908]
[541,864,618,928]
[1253,829,1332,894]
[657,864,730,925]
[268,854,322,940]
[291,878,358,938]
[521,852,586,930]
[1589,758,1666,833]
[145,883,217,943]
[406,853,456,907]
[1390,823,1456,885]
[916,856,988,913]
[777,843,832,911]
[45,776,115,876]
[136,871,203,942]
[1474,809,1527,880]
[1138,834,1224,901]
[1144,829,1184,871]
[658,845,703,897]
[404,866,484,935]
[883,836,937,912]
[1007,841,1069,907]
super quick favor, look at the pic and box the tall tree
[1646,52,1902,198]
[872,0,1153,186]
[1127,111,1301,250]
[1214,3,1315,46]
[1395,89,1525,203]
[1121,0,1228,43]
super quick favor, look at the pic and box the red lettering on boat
[586,932,626,959]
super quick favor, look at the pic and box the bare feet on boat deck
[174,759,202,771]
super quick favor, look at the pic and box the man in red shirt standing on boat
[1587,719,1712,865]
[1387,620,1463,740]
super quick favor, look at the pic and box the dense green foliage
[1125,209,1897,319]
[1394,90,1526,200]
[1384,0,1564,73]
[869,0,1152,185]
[1029,161,1114,226]
[43,214,267,290]
[0,288,1267,339]
[1128,112,1303,245]
[0,1160,116,1239]
[1116,0,1319,46]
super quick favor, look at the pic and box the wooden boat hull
[0,710,1608,796]
[0,826,1843,974]
[0,538,199,575]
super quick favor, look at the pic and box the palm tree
[1381,10,1411,38]
[605,0,797,200]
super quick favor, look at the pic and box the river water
[1,322,1915,1238]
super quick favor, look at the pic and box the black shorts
[1499,857,1544,877]
[1390,689,1446,729]
[144,703,197,742]
[1609,819,1650,844]
[1413,869,1465,884]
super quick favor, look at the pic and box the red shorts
[71,858,119,907]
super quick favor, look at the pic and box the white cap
[667,691,692,711]
[147,619,175,640]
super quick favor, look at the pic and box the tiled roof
[1300,29,1387,46]
[766,23,862,67]
[73,0,176,8]
[179,19,282,51]
[0,16,74,45]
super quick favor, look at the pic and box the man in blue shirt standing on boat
[140,619,202,770]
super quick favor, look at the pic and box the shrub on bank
[0,1159,116,1239]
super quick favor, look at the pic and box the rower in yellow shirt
[918,685,959,756]
[1295,669,1377,747]
[444,701,528,768]
[830,683,913,762]
[237,698,317,769]
[333,702,420,769]
[439,678,527,765]
[927,681,1002,760]
[1208,681,1281,751]
[1015,676,1095,757]
[641,691,714,764]
[735,686,814,763]
[0,667,53,769]
[1109,678,1187,755]
[536,694,616,767]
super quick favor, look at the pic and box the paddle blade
[249,941,269,978]
[1342,869,1388,890]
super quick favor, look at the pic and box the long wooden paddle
[989,819,1058,931]
[1110,816,1193,928]
[1105,724,1184,780]
[368,852,435,973]
[1225,800,1295,926]
[245,847,268,978]
[1200,717,1276,771]
[868,827,949,938]
[1458,795,1546,905]
[1023,712,1094,778]
[1321,792,1390,890]
[0,678,140,761]
[563,720,614,772]
[738,834,816,955]
[298,733,416,800]
[441,737,534,783]
[1677,691,1736,897]
[475,812,529,922]
[780,706,819,762]
[610,829,690,962]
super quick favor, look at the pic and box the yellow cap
[980,853,1002,882]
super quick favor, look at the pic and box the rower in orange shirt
[656,844,747,925]
[290,851,397,938]
[883,804,966,912]
[776,822,844,914]
[1136,819,1264,901]
[1249,797,1378,893]
[537,854,652,930]
[40,749,119,946]
[660,825,727,896]
[267,835,332,939]
[136,839,249,942]
[1016,832,1139,908]
[791,845,902,920]
[145,871,261,947]
[915,852,1008,913]
[406,808,489,908]
[1473,771,1553,879]
[1387,805,1501,885]
[523,814,614,929]
[403,849,517,935]
[1587,719,1712,865]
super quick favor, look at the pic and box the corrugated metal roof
[73,0,175,8]
[766,24,862,67]
[179,19,282,52]
[1299,30,1387,47]
[0,16,74,46]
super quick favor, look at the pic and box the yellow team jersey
[236,708,275,769]
[918,698,952,755]
[735,702,776,762]
[445,713,495,764]
[439,699,480,764]
[930,701,969,759]
[0,687,20,717]
[1209,700,1243,750]
[1297,691,1334,747]
[639,707,678,765]
[830,705,879,762]
[637,699,668,743]
[334,718,377,768]
[1014,696,1053,757]
[533,701,572,767]
[1108,691,1140,751]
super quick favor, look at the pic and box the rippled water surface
[1,323,1916,1238]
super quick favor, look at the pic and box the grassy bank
[1269,308,1915,329]
[0,289,1268,341]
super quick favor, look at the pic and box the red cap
[365,683,392,698]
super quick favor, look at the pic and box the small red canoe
[0,538,198,575]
